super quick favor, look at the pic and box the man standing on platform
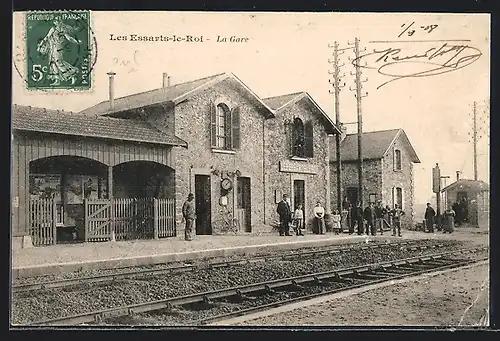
[355,201,364,235]
[277,194,292,236]
[364,202,377,236]
[374,201,385,235]
[313,202,326,234]
[182,193,196,241]
[424,203,436,233]
[391,204,405,237]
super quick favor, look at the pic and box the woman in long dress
[37,18,81,85]
[443,205,456,233]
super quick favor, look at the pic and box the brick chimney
[163,73,171,88]
[456,171,461,181]
[107,71,116,110]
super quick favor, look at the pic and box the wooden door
[195,175,212,235]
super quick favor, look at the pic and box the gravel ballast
[11,239,474,325]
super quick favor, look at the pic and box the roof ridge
[262,91,304,100]
[345,128,401,136]
[85,72,226,108]
[13,104,76,115]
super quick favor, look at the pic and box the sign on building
[279,160,318,175]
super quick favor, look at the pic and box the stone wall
[172,80,266,235]
[265,99,330,232]
[330,159,383,210]
[381,135,415,227]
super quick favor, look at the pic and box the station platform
[12,232,392,278]
[11,226,488,279]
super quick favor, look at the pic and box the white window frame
[216,104,226,149]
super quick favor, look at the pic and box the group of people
[276,194,333,236]
[424,202,456,234]
[347,201,405,237]
[452,198,468,226]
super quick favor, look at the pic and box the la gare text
[109,34,250,43]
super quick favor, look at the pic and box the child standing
[293,204,305,236]
[332,210,341,235]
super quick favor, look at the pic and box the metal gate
[29,198,57,246]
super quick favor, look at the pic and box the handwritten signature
[353,42,482,89]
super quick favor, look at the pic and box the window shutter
[285,120,293,157]
[392,186,396,208]
[304,120,314,158]
[393,149,396,171]
[231,107,241,149]
[210,102,216,147]
[224,107,232,149]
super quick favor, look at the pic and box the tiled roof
[263,92,340,135]
[79,73,226,117]
[262,92,303,110]
[12,104,187,147]
[330,129,420,162]
[441,179,489,193]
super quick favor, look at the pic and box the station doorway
[195,175,212,235]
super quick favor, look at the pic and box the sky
[12,11,490,206]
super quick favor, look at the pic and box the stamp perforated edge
[19,10,96,93]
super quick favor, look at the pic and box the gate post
[153,198,159,240]
[84,199,89,242]
[52,197,57,245]
[111,198,116,242]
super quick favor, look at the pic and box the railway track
[24,246,488,326]
[13,240,443,293]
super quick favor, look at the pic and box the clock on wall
[221,178,233,191]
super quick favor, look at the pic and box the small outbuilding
[441,179,489,228]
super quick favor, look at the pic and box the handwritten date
[399,22,438,38]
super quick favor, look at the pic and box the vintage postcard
[11,11,490,328]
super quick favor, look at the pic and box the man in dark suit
[276,193,292,236]
[364,202,377,236]
[424,203,436,233]
[354,201,364,235]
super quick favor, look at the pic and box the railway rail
[13,240,444,293]
[24,246,488,326]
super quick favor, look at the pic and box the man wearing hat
[182,193,196,241]
[276,193,292,236]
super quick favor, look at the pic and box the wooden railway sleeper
[291,280,304,290]
[265,284,276,294]
[94,314,103,323]
[235,289,252,301]
[203,295,213,305]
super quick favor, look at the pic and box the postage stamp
[25,11,92,90]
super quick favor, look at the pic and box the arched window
[293,118,305,157]
[210,102,241,150]
[394,149,402,171]
[216,104,229,148]
[392,186,404,209]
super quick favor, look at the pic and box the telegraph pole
[349,37,368,208]
[328,41,346,213]
[473,101,478,181]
